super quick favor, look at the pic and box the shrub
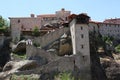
[11,53,26,60]
[115,44,120,53]
[33,42,41,48]
[32,26,40,37]
[10,74,39,80]
[55,72,75,80]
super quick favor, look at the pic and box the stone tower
[70,13,91,80]
[9,18,21,42]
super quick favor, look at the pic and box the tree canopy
[0,16,5,27]
[0,16,10,35]
[0,16,9,28]
[32,26,40,37]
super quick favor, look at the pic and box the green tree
[0,16,4,27]
[115,44,120,53]
[0,16,9,34]
[0,16,9,27]
[102,36,114,45]
[32,26,40,37]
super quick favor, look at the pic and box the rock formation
[0,37,11,68]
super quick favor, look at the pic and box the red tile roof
[37,14,56,18]
[90,20,120,25]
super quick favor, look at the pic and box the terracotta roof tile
[37,14,56,18]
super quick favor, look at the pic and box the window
[81,34,84,38]
[52,17,54,20]
[65,17,67,21]
[18,19,20,23]
[43,17,48,21]
[81,45,84,49]
[106,24,107,26]
[81,26,83,30]
[93,26,95,31]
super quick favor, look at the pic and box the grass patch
[115,44,120,53]
[55,72,75,80]
[11,53,26,60]
[10,74,39,80]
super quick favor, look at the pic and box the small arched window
[18,19,20,23]
[81,45,84,49]
[81,26,83,30]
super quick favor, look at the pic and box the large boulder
[3,60,38,72]
[26,45,60,63]
[101,57,120,80]
[90,46,107,80]
[12,40,26,53]
[0,37,11,68]
[0,60,39,79]
[0,36,4,50]
[29,56,48,66]
[58,43,72,56]
[39,56,74,80]
[13,56,75,80]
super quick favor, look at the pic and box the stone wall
[56,8,71,21]
[10,17,41,42]
[26,45,91,79]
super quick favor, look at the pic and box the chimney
[61,8,65,11]
[31,14,35,18]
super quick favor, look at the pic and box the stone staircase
[33,27,69,49]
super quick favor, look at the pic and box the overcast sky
[0,0,120,21]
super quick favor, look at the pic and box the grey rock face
[101,58,120,80]
[0,60,39,79]
[28,56,48,66]
[0,37,11,68]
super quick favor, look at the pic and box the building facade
[88,21,120,39]
[98,23,120,39]
[9,17,41,42]
[69,14,120,79]
[104,18,120,24]
[9,8,120,42]
[37,8,71,28]
[9,8,71,42]
[70,14,91,80]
